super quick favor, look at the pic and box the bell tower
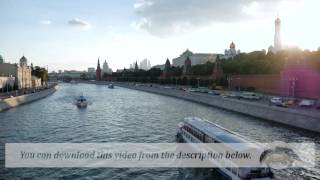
[274,16,282,52]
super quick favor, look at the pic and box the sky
[0,0,319,72]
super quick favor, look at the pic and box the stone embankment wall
[0,86,57,112]
[115,83,320,133]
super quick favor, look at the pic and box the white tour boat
[176,117,274,180]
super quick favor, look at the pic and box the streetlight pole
[6,78,8,93]
[237,77,241,91]
[291,77,298,99]
[197,77,200,88]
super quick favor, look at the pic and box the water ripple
[0,83,320,179]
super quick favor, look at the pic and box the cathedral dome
[230,41,236,49]
[20,56,28,66]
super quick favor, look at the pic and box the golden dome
[230,41,236,49]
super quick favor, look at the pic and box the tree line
[99,48,320,87]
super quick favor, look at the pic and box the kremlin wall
[230,61,320,99]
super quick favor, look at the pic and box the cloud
[133,0,299,36]
[40,20,51,25]
[67,18,91,29]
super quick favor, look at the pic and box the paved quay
[0,85,58,112]
[114,82,320,133]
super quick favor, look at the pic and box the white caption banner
[5,143,315,168]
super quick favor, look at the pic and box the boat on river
[108,83,114,89]
[76,95,87,108]
[176,117,274,180]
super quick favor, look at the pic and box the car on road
[208,90,221,95]
[270,97,283,106]
[229,92,242,99]
[220,92,229,98]
[187,88,197,92]
[270,97,295,108]
[299,99,315,107]
[241,92,261,100]
[197,87,209,93]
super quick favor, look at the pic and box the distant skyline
[0,0,319,71]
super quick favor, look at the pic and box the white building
[139,58,151,70]
[87,67,95,73]
[221,42,240,59]
[172,49,218,67]
[102,60,112,74]
[61,70,85,79]
[0,76,15,91]
[0,55,32,89]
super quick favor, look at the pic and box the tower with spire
[96,58,102,81]
[211,56,223,81]
[183,56,192,76]
[134,61,139,72]
[103,60,112,74]
[274,15,282,52]
[161,58,172,78]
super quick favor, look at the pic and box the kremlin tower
[96,58,102,81]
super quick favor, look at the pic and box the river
[0,83,319,179]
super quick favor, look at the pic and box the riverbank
[0,85,58,112]
[112,82,320,133]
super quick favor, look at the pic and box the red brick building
[96,58,102,81]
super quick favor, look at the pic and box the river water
[0,83,319,179]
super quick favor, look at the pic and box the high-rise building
[88,68,95,73]
[102,60,112,74]
[139,59,151,70]
[274,16,282,52]
[96,58,102,81]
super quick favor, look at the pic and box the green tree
[32,66,48,84]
